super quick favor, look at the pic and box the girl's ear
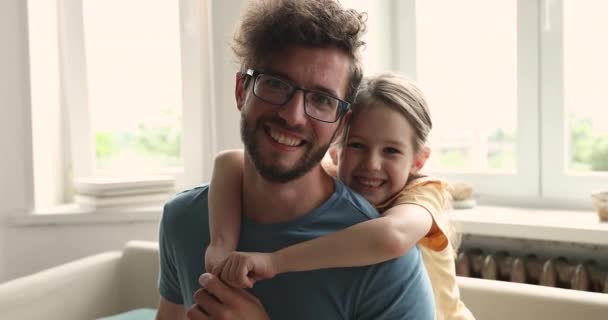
[329,147,339,165]
[411,146,431,174]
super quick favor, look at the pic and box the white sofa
[1,241,607,320]
[0,241,160,320]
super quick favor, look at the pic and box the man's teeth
[269,129,302,147]
[357,177,383,187]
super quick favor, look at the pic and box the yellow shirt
[322,159,475,319]
[377,177,475,320]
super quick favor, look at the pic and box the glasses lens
[305,92,340,122]
[252,72,345,123]
[254,74,292,105]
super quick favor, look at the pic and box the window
[541,0,608,203]
[345,0,607,208]
[409,0,540,201]
[27,0,606,211]
[27,0,213,210]
[82,0,183,174]
[564,1,608,174]
[416,0,518,173]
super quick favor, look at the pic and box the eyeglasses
[245,69,350,123]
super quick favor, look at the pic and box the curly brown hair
[232,0,367,103]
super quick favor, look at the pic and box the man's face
[237,46,351,183]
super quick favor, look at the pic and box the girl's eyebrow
[349,134,408,148]
[384,139,408,148]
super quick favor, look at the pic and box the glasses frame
[244,69,350,123]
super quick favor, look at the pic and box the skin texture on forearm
[273,203,433,274]
[208,150,246,250]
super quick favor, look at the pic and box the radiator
[456,249,608,293]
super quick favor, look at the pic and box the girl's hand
[205,244,233,275]
[220,251,278,288]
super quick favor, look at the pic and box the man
[156,1,435,319]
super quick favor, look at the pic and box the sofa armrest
[118,241,161,310]
[0,251,124,320]
[458,276,608,320]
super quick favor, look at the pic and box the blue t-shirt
[159,179,435,319]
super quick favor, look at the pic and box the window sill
[452,205,608,246]
[11,204,608,246]
[12,204,162,226]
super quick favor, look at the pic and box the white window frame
[540,0,608,207]
[31,0,218,210]
[29,0,607,213]
[395,0,540,204]
[393,0,607,209]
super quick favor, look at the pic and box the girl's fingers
[229,256,241,284]
[237,259,254,288]
[220,258,234,283]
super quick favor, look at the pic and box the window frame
[397,0,541,203]
[394,0,606,209]
[27,0,608,213]
[29,0,216,211]
[540,0,608,206]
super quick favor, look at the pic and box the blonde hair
[341,72,461,253]
[349,73,432,154]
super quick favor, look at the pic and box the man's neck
[241,159,335,224]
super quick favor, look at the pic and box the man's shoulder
[162,184,210,227]
[331,179,379,220]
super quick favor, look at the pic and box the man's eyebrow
[310,84,341,99]
[266,70,342,98]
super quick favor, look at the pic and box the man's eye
[309,92,333,106]
[263,78,289,90]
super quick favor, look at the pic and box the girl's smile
[337,103,424,206]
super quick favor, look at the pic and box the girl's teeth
[357,177,383,187]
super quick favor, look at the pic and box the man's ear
[411,146,431,174]
[235,72,246,111]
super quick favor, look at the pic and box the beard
[240,112,331,183]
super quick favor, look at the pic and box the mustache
[263,114,307,135]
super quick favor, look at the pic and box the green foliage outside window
[95,123,182,170]
[570,117,608,172]
[590,136,608,171]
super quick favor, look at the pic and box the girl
[206,73,474,320]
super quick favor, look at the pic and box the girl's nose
[363,152,382,171]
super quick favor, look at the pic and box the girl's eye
[384,147,401,154]
[347,142,365,149]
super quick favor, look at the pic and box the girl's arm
[219,204,435,288]
[273,203,434,273]
[205,149,245,273]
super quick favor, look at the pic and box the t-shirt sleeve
[158,202,184,304]
[354,246,436,320]
[393,179,451,251]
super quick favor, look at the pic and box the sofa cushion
[98,308,157,320]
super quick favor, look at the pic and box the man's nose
[277,90,308,127]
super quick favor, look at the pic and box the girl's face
[336,103,428,206]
